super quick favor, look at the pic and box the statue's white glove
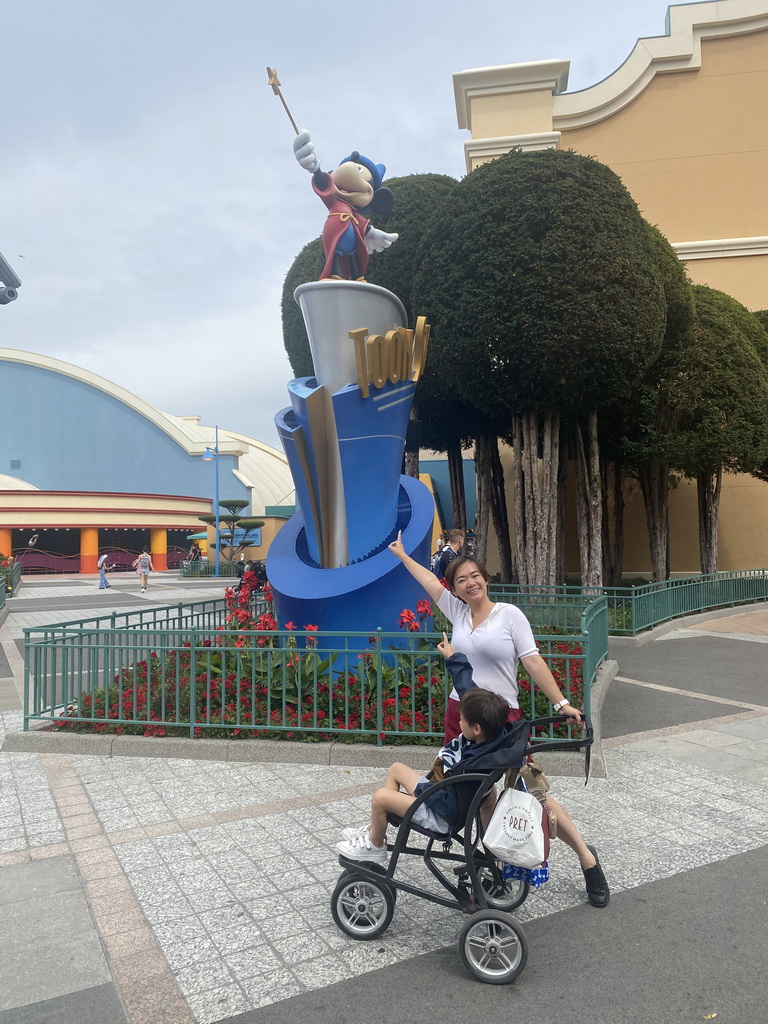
[293,129,320,174]
[365,227,398,254]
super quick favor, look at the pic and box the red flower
[284,621,296,631]
[416,600,432,617]
[255,612,278,631]
[398,608,418,630]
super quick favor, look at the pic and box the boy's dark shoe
[583,844,610,907]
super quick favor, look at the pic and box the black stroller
[332,715,593,984]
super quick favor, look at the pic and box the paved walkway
[1,577,767,1023]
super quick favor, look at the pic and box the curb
[1,730,440,772]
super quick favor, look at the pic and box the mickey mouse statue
[293,129,398,281]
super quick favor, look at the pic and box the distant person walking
[132,548,154,593]
[97,552,113,590]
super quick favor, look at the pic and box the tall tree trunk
[473,435,492,568]
[600,460,612,584]
[639,464,670,582]
[403,408,420,479]
[601,460,625,586]
[447,442,467,532]
[572,412,603,589]
[489,436,513,582]
[511,411,560,585]
[555,421,568,585]
[697,468,722,575]
[512,417,528,586]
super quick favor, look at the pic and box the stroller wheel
[337,863,397,904]
[331,872,395,940]
[459,910,528,984]
[478,866,529,911]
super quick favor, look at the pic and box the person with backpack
[433,529,464,579]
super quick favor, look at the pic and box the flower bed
[50,573,584,742]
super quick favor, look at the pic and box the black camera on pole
[0,252,21,304]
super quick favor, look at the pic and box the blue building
[0,348,294,572]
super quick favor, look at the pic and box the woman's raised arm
[388,531,446,603]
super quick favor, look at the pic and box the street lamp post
[202,426,220,577]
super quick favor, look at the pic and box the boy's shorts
[411,777,452,835]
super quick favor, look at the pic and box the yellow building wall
[683,255,768,312]
[561,35,768,246]
[471,89,555,138]
[617,473,768,576]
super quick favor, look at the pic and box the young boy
[336,635,516,863]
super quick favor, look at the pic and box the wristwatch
[553,699,571,712]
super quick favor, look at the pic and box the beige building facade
[453,0,768,574]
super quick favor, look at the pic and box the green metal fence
[26,593,270,635]
[604,570,768,635]
[24,597,604,740]
[178,560,240,578]
[491,569,768,637]
[24,567,766,742]
[489,584,593,634]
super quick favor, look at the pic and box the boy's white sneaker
[336,832,387,864]
[341,824,372,843]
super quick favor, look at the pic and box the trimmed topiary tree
[412,148,666,584]
[199,499,265,562]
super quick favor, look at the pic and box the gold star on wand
[266,67,300,135]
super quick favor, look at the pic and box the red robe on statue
[313,173,370,279]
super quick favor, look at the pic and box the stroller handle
[525,713,594,757]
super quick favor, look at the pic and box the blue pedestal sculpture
[268,280,434,640]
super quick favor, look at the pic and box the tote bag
[483,787,549,869]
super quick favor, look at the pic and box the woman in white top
[387,531,610,907]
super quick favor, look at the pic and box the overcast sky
[0,0,679,447]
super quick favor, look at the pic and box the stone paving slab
[0,857,112,1013]
[659,627,768,643]
[686,608,768,634]
[0,983,128,1024]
